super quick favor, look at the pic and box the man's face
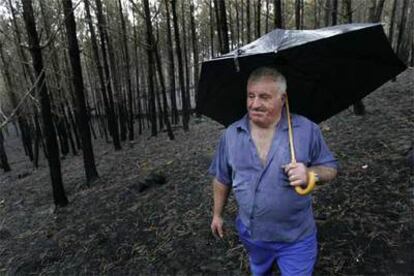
[247,77,286,128]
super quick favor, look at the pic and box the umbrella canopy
[197,23,407,126]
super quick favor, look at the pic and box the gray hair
[247,67,287,94]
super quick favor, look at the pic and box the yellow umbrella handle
[295,171,317,196]
[285,96,316,196]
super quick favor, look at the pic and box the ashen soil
[0,69,413,275]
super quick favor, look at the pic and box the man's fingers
[211,223,224,238]
[217,226,224,238]
[290,178,307,186]
[283,163,298,173]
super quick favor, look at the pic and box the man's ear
[281,93,287,103]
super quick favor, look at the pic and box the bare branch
[0,69,45,129]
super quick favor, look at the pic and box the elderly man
[209,67,337,275]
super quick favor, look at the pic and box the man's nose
[251,97,261,108]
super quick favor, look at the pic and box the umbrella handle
[295,171,317,196]
[285,96,316,196]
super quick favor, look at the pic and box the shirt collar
[235,106,301,133]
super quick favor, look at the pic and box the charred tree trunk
[295,0,301,29]
[396,0,410,62]
[331,0,338,26]
[181,2,190,107]
[213,0,223,53]
[247,0,251,42]
[324,0,331,26]
[164,0,179,124]
[0,41,34,162]
[86,0,114,143]
[256,0,261,37]
[388,0,398,47]
[0,130,11,172]
[7,0,36,162]
[39,0,71,157]
[118,0,134,141]
[235,0,240,46]
[143,0,158,136]
[132,18,143,135]
[171,0,190,131]
[343,0,353,23]
[62,0,99,184]
[94,0,121,150]
[274,0,283,28]
[265,0,270,33]
[190,1,200,117]
[154,46,175,140]
[22,0,68,206]
[209,0,215,57]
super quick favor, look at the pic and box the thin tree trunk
[331,0,338,25]
[213,0,223,53]
[0,41,34,162]
[181,1,190,105]
[228,1,235,50]
[374,0,386,22]
[209,0,215,57]
[164,0,179,124]
[0,130,11,172]
[190,1,200,117]
[7,0,35,84]
[247,0,251,42]
[132,19,143,134]
[256,0,261,37]
[154,43,175,140]
[274,0,283,28]
[236,0,240,46]
[295,0,301,29]
[94,0,121,150]
[396,0,410,61]
[118,0,134,141]
[39,0,70,157]
[344,0,353,23]
[324,0,331,26]
[143,0,158,136]
[22,0,68,207]
[171,0,190,131]
[388,0,398,47]
[265,0,270,33]
[62,0,99,184]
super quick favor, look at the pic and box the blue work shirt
[209,111,337,242]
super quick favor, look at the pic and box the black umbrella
[197,23,407,127]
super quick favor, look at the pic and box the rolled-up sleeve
[208,133,232,186]
[309,124,338,169]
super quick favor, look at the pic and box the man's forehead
[247,80,279,94]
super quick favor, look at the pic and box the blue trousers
[236,218,317,276]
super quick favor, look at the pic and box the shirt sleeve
[309,124,338,169]
[208,132,232,186]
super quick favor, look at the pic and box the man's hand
[211,179,230,238]
[211,215,225,238]
[284,162,308,187]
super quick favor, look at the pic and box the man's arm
[308,165,337,184]
[211,178,231,238]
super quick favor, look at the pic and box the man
[209,67,337,275]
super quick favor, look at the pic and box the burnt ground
[0,68,413,275]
